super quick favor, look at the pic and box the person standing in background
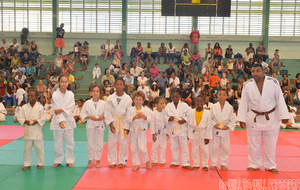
[53,23,65,55]
[189,27,200,52]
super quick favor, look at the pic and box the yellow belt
[23,124,29,153]
[173,119,182,134]
[193,128,204,146]
[130,125,144,138]
[112,113,126,139]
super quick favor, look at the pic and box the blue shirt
[18,67,26,75]
[26,66,36,75]
[183,79,192,87]
[154,75,168,87]
[123,75,134,85]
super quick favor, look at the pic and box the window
[270,0,300,36]
[198,0,263,35]
[1,0,52,32]
[127,0,192,34]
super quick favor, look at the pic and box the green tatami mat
[0,166,87,190]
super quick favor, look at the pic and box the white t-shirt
[137,86,150,100]
[168,47,176,54]
[137,76,148,85]
[105,44,114,50]
[15,75,27,83]
[255,61,268,69]
[169,77,180,87]
[270,53,281,62]
[12,68,19,76]
[11,43,19,51]
[242,52,253,62]
[0,42,10,50]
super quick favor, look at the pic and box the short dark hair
[219,89,228,95]
[252,63,263,69]
[171,88,181,96]
[275,49,279,52]
[28,90,38,97]
[196,95,205,102]
[115,77,125,84]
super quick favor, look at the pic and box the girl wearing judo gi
[80,84,106,168]
[125,91,152,171]
[14,100,26,123]
[104,77,132,168]
[44,97,53,121]
[188,95,212,171]
[0,97,7,122]
[18,90,47,170]
[165,88,193,170]
[210,89,236,171]
[150,96,168,165]
[50,74,76,168]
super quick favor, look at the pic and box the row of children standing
[17,74,236,172]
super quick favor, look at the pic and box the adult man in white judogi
[237,64,289,174]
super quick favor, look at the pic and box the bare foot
[146,161,152,170]
[210,166,216,170]
[14,119,18,123]
[87,160,92,168]
[52,163,61,168]
[37,165,43,169]
[22,166,31,170]
[267,168,279,174]
[193,166,200,170]
[158,163,165,166]
[203,167,209,171]
[246,167,258,171]
[67,163,74,167]
[132,165,139,171]
[182,166,193,170]
[103,58,106,61]
[109,164,116,168]
[118,163,125,168]
[96,160,101,168]
[170,164,180,168]
[221,165,228,171]
[152,162,158,166]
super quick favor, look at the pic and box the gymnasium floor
[0,116,299,190]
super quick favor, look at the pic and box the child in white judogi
[50,75,76,168]
[150,97,168,165]
[165,88,192,170]
[210,89,236,171]
[44,97,53,121]
[188,95,212,170]
[18,90,47,170]
[14,100,26,122]
[73,99,84,124]
[80,84,106,168]
[280,105,300,129]
[125,91,152,171]
[92,63,101,80]
[104,78,132,168]
[0,98,7,122]
[16,83,27,106]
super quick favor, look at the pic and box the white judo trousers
[130,129,149,166]
[53,129,75,164]
[210,132,230,167]
[247,126,279,170]
[24,140,45,166]
[108,130,128,165]
[93,72,101,79]
[192,139,209,167]
[150,133,167,164]
[86,128,104,160]
[170,135,190,166]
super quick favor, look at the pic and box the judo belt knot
[112,113,126,139]
[130,125,143,138]
[173,119,182,134]
[251,107,276,123]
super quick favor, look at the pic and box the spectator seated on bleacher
[11,52,20,69]
[20,40,30,58]
[144,42,156,61]
[21,52,31,67]
[130,62,143,79]
[168,42,176,62]
[202,57,213,77]
[67,54,75,73]
[213,42,223,60]
[80,47,89,71]
[235,58,245,80]
[205,43,213,59]
[181,50,192,71]
[226,83,234,105]
[191,50,201,73]
[213,57,224,75]
[54,53,63,75]
[150,82,159,100]
[82,41,89,51]
[26,61,36,86]
[102,69,115,86]
[67,70,75,93]
[36,53,46,78]
[73,41,82,61]
[6,45,18,68]
[158,42,167,64]
[177,64,188,82]
[11,38,19,52]
[280,74,293,104]
[165,63,175,79]
[102,80,114,101]
[133,56,143,68]
[0,47,7,68]
[36,80,47,105]
[114,40,122,59]
[137,82,150,100]
[293,89,300,114]
[154,71,168,96]
[181,83,192,105]
[176,43,190,64]
[123,71,134,94]
[169,72,180,88]
[183,73,192,88]
[255,57,268,69]
[29,40,39,59]
[136,42,144,60]
[149,62,159,85]
[104,39,114,60]
[137,71,147,87]
[225,45,234,58]
[269,49,281,75]
[4,82,15,107]
[0,38,11,51]
[109,54,121,75]
[244,58,254,76]
[99,44,105,60]
[245,43,255,55]
[143,55,154,77]
[255,43,267,62]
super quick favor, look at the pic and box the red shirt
[190,31,200,44]
[191,53,201,61]
[209,76,220,88]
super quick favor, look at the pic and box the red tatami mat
[281,137,300,146]
[0,125,24,139]
[0,139,15,147]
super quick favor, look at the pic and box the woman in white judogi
[150,97,168,165]
[188,96,212,170]
[0,99,7,122]
[80,85,106,168]
[104,78,132,168]
[18,91,47,170]
[50,75,76,168]
[125,91,152,171]
[210,89,236,170]
[165,88,192,170]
